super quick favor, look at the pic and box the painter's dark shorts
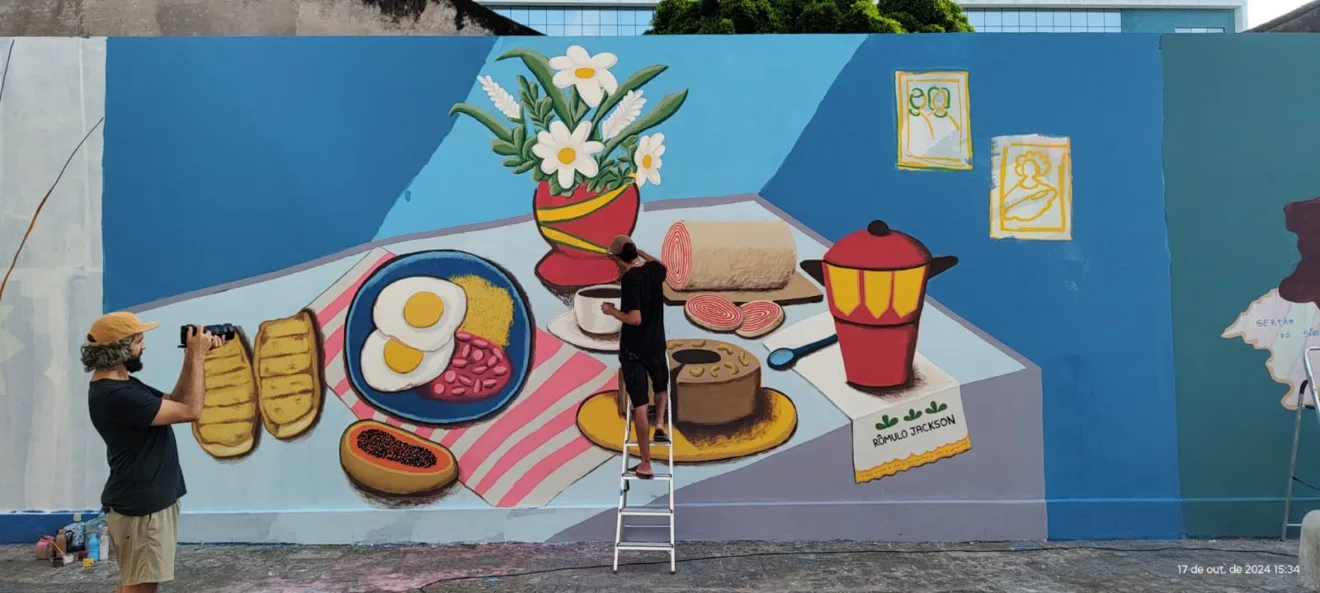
[620,350,668,409]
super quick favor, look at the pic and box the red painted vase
[532,180,640,290]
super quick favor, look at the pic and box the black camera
[178,324,238,348]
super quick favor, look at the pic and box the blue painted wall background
[103,37,497,311]
[761,34,1179,540]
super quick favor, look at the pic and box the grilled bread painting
[254,310,326,440]
[193,330,261,459]
[193,310,327,460]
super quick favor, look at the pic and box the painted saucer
[547,310,619,353]
[575,387,798,463]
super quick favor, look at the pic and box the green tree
[648,0,971,34]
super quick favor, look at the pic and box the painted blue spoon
[767,334,838,371]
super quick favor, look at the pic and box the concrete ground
[0,539,1312,593]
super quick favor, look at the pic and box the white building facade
[482,0,1245,35]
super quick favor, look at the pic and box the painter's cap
[87,311,159,346]
[609,234,634,256]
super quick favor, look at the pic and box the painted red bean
[425,333,514,401]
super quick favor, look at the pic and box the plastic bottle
[87,531,99,563]
[98,526,109,561]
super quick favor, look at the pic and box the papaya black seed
[357,428,437,469]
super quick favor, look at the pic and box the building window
[965,9,1121,33]
[494,7,654,35]
[1174,27,1225,33]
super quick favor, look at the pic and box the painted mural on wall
[896,70,972,171]
[1223,196,1320,410]
[164,42,1029,514]
[17,32,1196,545]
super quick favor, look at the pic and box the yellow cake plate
[576,388,798,463]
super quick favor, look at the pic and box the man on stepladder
[601,234,670,479]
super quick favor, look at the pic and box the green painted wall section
[1164,34,1320,537]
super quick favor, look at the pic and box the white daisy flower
[601,90,645,140]
[531,120,605,189]
[633,133,665,187]
[549,45,619,108]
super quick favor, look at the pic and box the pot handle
[929,255,959,279]
[800,260,825,286]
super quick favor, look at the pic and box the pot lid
[824,220,932,271]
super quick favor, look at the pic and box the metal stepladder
[1282,346,1320,539]
[612,374,676,573]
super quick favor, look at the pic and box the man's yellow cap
[87,311,159,345]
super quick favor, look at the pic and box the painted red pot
[532,181,640,290]
[802,220,958,389]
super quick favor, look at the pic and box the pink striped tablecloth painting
[307,247,617,508]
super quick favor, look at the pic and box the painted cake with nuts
[665,338,762,426]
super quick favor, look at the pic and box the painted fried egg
[372,276,468,352]
[360,329,455,393]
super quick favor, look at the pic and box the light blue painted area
[1122,8,1237,32]
[372,35,866,241]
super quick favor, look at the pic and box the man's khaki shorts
[106,501,179,586]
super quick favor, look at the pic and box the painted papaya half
[339,420,458,495]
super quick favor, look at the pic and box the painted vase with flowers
[451,45,688,293]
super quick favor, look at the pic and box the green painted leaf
[501,156,521,167]
[532,167,546,182]
[568,88,585,128]
[520,136,535,160]
[449,103,514,143]
[496,48,572,126]
[589,65,668,140]
[600,90,688,159]
[517,75,532,97]
[513,161,536,175]
[513,125,526,147]
[492,139,519,156]
[904,409,922,422]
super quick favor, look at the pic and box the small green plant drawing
[925,401,948,414]
[903,409,923,422]
[874,415,899,431]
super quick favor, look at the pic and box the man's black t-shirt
[619,260,668,358]
[87,377,186,516]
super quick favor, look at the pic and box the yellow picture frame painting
[894,70,972,171]
[989,134,1073,241]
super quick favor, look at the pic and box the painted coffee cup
[573,284,622,335]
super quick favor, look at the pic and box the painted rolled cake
[665,338,761,426]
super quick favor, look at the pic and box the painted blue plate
[343,250,534,426]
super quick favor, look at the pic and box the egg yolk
[383,337,424,374]
[403,291,445,328]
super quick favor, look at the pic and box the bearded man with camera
[82,312,225,592]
